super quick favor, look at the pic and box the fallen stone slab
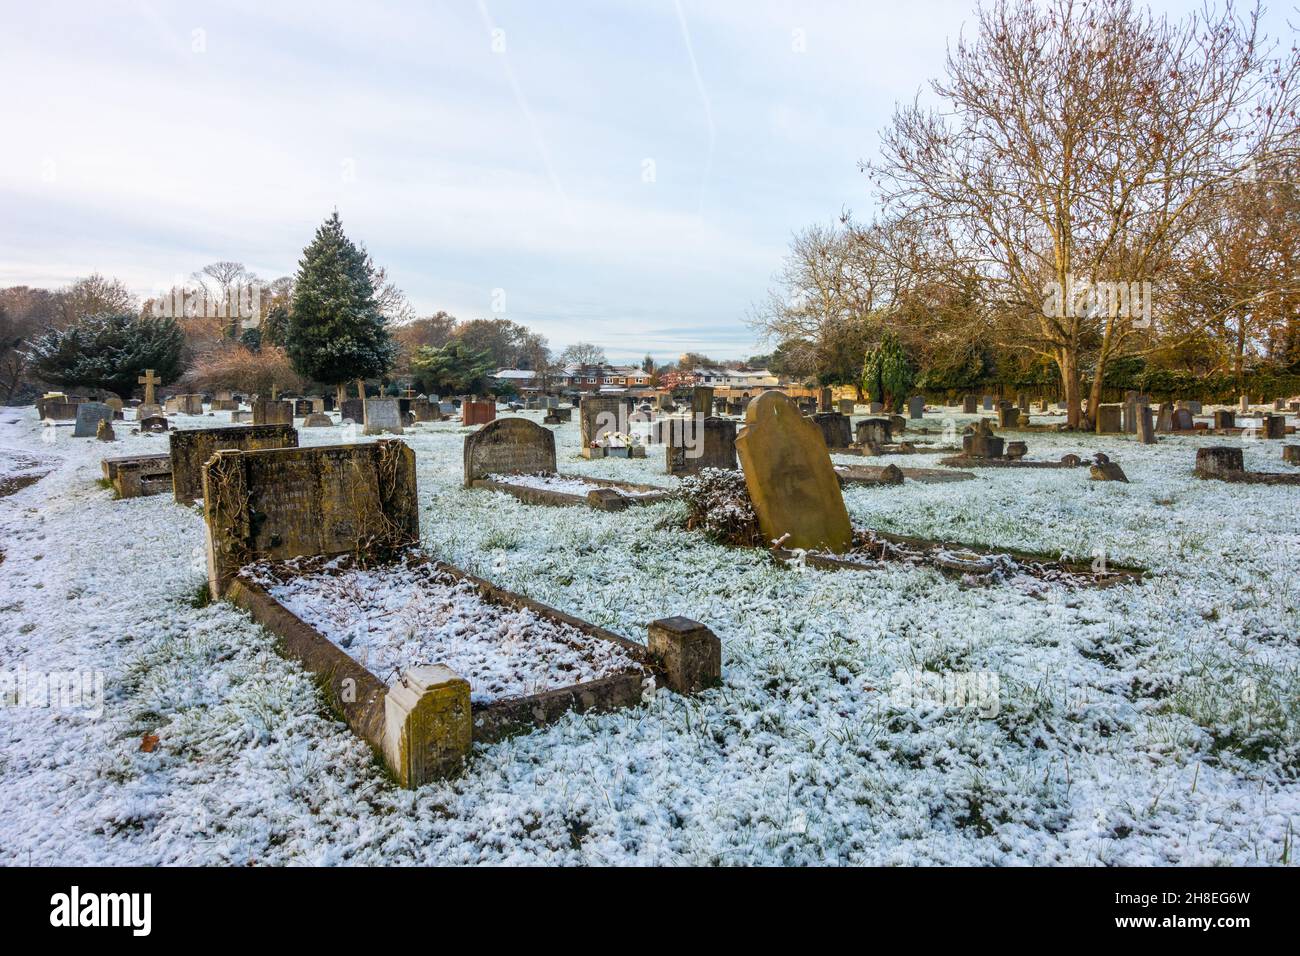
[836,464,976,485]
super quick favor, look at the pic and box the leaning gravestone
[72,402,114,437]
[812,412,852,450]
[463,417,556,486]
[363,398,404,436]
[667,417,738,476]
[735,391,852,553]
[170,423,299,503]
[202,440,418,598]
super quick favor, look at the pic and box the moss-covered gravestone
[170,423,299,503]
[735,391,852,553]
[202,440,418,598]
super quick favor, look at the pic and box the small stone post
[647,617,721,694]
[382,665,472,788]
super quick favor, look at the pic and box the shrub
[679,468,764,547]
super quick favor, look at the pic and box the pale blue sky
[0,1,1290,361]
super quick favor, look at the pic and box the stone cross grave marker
[735,391,852,553]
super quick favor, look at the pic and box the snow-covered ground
[0,405,1296,865]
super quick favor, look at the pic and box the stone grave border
[782,529,1145,587]
[223,551,720,787]
[469,474,673,511]
[101,453,173,499]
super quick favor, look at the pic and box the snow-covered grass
[0,405,1296,865]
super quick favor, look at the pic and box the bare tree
[870,0,1300,426]
[560,342,606,366]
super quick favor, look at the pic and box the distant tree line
[751,0,1300,423]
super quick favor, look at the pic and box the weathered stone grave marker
[463,417,556,486]
[171,423,300,503]
[363,398,404,435]
[72,402,114,437]
[735,391,852,553]
[666,417,737,476]
[202,440,417,597]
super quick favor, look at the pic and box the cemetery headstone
[202,440,418,598]
[666,417,738,476]
[982,395,994,411]
[303,412,333,427]
[253,399,293,426]
[1136,405,1155,444]
[962,420,1004,459]
[837,399,855,416]
[461,400,496,427]
[998,404,1020,429]
[1194,446,1244,480]
[72,402,114,437]
[170,423,299,503]
[363,398,405,435]
[1263,414,1285,440]
[962,395,977,414]
[1095,404,1122,434]
[855,418,892,447]
[734,391,852,553]
[580,395,631,448]
[1156,403,1174,433]
[812,412,852,450]
[138,415,168,432]
[340,398,365,423]
[907,395,924,419]
[136,369,163,419]
[692,387,714,416]
[463,417,557,486]
[1213,410,1235,429]
[1171,407,1194,431]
